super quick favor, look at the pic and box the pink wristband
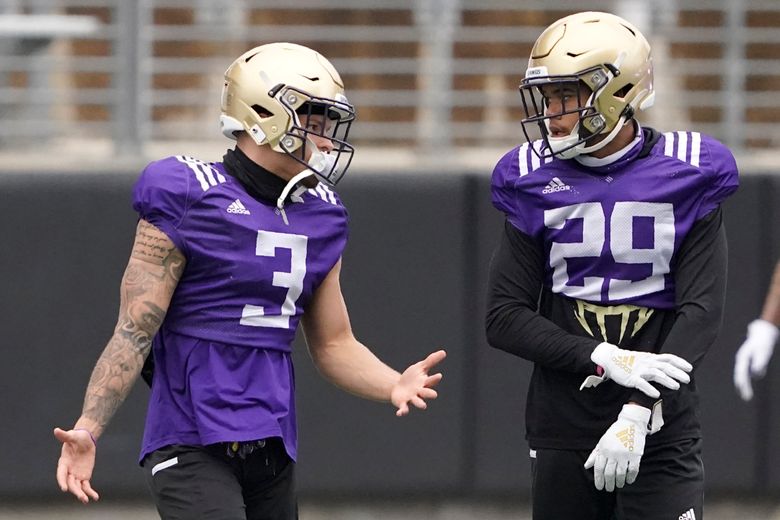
[74,428,97,447]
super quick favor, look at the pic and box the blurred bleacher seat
[0,0,779,172]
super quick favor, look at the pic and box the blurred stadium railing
[1,0,779,170]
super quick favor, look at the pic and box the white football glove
[734,319,779,401]
[581,342,693,399]
[584,404,650,492]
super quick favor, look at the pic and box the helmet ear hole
[615,84,634,99]
[251,104,272,118]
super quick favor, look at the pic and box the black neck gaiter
[222,147,290,205]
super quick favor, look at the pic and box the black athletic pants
[530,438,704,520]
[142,437,297,520]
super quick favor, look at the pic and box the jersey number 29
[544,201,675,300]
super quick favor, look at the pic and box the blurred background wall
[1,0,780,516]
[2,0,780,171]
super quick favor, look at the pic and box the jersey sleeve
[485,220,599,373]
[490,147,531,233]
[132,156,193,256]
[698,135,739,219]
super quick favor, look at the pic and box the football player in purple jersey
[734,259,780,401]
[54,42,446,519]
[486,12,738,520]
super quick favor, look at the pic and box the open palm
[391,349,446,416]
[54,427,100,504]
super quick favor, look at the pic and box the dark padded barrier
[696,177,770,492]
[293,175,469,495]
[0,169,778,501]
[471,173,534,497]
[0,172,148,498]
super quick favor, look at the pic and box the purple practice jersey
[491,129,738,310]
[133,155,349,462]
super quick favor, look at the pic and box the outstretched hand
[54,427,99,504]
[391,349,446,417]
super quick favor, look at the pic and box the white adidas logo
[678,508,696,520]
[542,177,571,194]
[227,199,251,215]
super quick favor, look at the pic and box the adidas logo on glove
[616,425,636,451]
[611,354,636,374]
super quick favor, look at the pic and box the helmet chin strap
[577,115,629,155]
[276,146,338,225]
[547,115,629,159]
[544,118,581,159]
[548,134,582,160]
[277,169,314,225]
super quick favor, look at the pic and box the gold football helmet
[519,11,655,159]
[220,42,356,184]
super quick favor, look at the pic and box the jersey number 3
[240,230,308,329]
[544,201,675,300]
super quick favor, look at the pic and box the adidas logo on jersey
[227,199,251,215]
[612,354,636,374]
[542,177,571,194]
[678,508,696,520]
[616,425,636,451]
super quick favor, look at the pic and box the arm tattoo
[82,220,185,433]
[131,220,186,279]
